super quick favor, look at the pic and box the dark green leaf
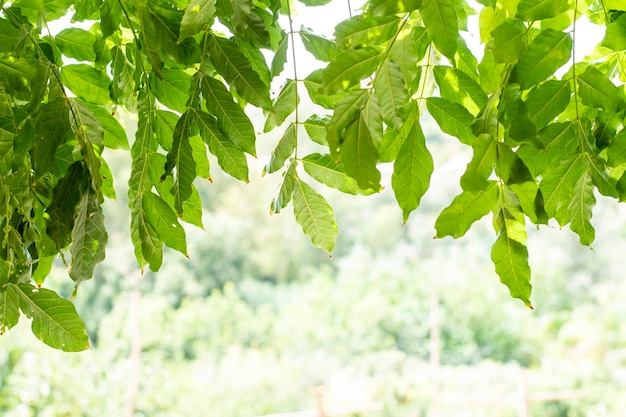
[34,98,70,178]
[46,162,86,250]
[207,34,272,109]
[143,192,187,255]
[195,110,249,182]
[201,75,256,156]
[163,111,197,214]
[84,103,129,150]
[326,89,369,156]
[70,188,107,285]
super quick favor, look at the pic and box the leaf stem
[286,0,299,159]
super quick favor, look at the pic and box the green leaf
[207,34,272,109]
[373,59,406,131]
[61,64,111,104]
[230,0,270,47]
[271,161,296,214]
[201,75,256,156]
[322,47,381,94]
[426,97,476,145]
[340,116,381,192]
[608,128,626,167]
[100,0,122,38]
[577,66,626,112]
[0,18,21,53]
[460,134,497,192]
[391,118,434,222]
[568,169,595,245]
[368,0,421,16]
[234,37,272,89]
[300,26,339,62]
[361,92,384,148]
[292,176,337,253]
[540,153,586,222]
[264,79,299,132]
[302,153,362,195]
[195,109,249,182]
[435,182,499,238]
[180,0,216,40]
[189,134,211,181]
[517,122,578,177]
[602,14,626,51]
[55,28,97,62]
[46,163,86,250]
[265,123,297,175]
[434,66,488,116]
[512,29,572,90]
[303,69,345,109]
[84,103,129,150]
[150,69,192,113]
[488,21,527,63]
[303,115,329,146]
[334,15,401,50]
[297,0,332,5]
[70,188,108,285]
[517,0,568,21]
[326,89,369,156]
[131,193,163,272]
[14,283,90,351]
[491,218,533,308]
[272,32,289,77]
[525,80,571,129]
[34,98,71,178]
[421,0,459,60]
[143,192,187,256]
[163,111,197,215]
[0,286,20,334]
[388,26,422,88]
[498,83,540,145]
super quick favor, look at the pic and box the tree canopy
[1,0,626,350]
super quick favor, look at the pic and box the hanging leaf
[516,0,568,21]
[391,118,434,222]
[69,188,108,285]
[271,161,296,214]
[322,47,381,94]
[334,15,401,50]
[300,26,340,62]
[292,176,337,253]
[540,153,586,222]
[524,80,571,129]
[272,32,289,77]
[162,111,197,214]
[180,0,216,40]
[0,286,20,334]
[143,192,187,255]
[326,89,369,156]
[340,116,381,192]
[264,123,297,175]
[512,29,572,90]
[577,66,626,112]
[201,75,256,156]
[14,283,90,352]
[373,59,407,131]
[421,0,459,60]
[602,14,626,51]
[264,79,299,132]
[302,153,362,195]
[488,20,526,63]
[435,182,499,238]
[61,64,112,104]
[55,28,97,62]
[34,98,71,178]
[303,115,330,146]
[150,69,192,113]
[568,169,596,245]
[195,109,249,182]
[460,134,497,192]
[207,34,272,109]
[434,66,488,116]
[426,97,476,145]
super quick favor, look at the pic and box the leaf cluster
[1,0,626,349]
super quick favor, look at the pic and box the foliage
[1,0,626,349]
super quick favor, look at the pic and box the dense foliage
[1,0,626,350]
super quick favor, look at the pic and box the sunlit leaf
[322,47,381,94]
[292,176,337,253]
[421,0,459,60]
[435,182,499,238]
[264,123,297,175]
